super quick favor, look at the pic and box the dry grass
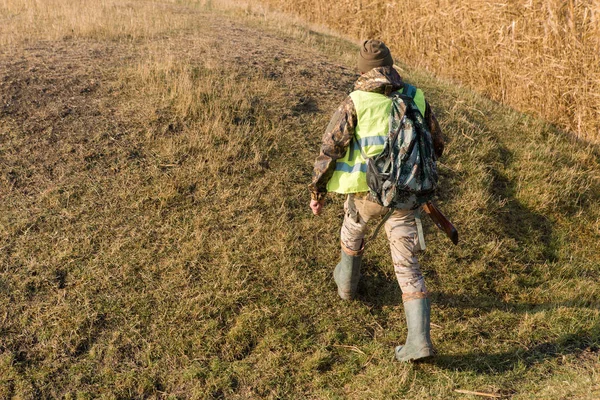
[1,0,600,398]
[0,0,200,45]
[249,0,600,143]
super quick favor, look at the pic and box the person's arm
[424,101,445,159]
[309,96,357,214]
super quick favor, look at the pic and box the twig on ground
[454,389,502,398]
[332,344,365,355]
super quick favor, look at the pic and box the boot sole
[395,346,434,362]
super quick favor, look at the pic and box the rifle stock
[422,201,458,245]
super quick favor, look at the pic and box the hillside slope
[1,1,599,398]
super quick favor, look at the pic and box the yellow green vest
[326,87,426,193]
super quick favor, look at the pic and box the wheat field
[250,0,600,143]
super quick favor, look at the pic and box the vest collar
[354,66,404,94]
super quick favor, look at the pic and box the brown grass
[0,0,199,45]
[248,0,600,143]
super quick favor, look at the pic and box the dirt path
[0,5,357,200]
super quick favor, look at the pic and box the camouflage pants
[340,194,427,299]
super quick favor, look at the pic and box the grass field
[1,0,600,398]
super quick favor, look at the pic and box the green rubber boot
[333,250,361,300]
[395,298,434,362]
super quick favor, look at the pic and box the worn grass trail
[0,1,599,398]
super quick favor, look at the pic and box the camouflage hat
[358,39,394,73]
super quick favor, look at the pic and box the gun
[422,201,458,245]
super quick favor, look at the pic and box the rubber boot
[333,250,361,300]
[395,298,434,362]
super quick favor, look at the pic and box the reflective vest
[326,87,427,194]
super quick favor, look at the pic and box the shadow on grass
[433,326,600,374]
[431,289,600,373]
[357,261,402,308]
[430,137,599,373]
[484,142,558,264]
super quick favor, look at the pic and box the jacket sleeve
[308,96,357,200]
[425,101,445,159]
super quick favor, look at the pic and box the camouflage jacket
[309,66,445,201]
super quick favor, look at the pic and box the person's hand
[310,199,325,216]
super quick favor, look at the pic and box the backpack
[359,83,438,210]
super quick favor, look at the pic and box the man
[308,40,445,362]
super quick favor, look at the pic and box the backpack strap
[403,83,417,99]
[364,208,394,249]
